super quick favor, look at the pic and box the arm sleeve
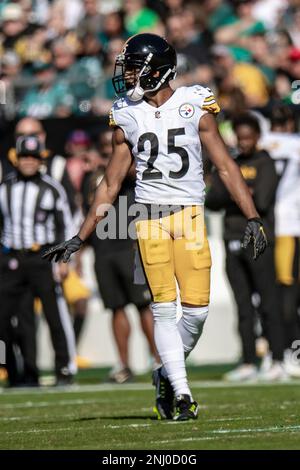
[252,153,278,214]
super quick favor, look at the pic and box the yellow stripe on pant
[136,206,211,305]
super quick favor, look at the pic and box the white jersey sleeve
[188,84,220,117]
[109,97,137,141]
[109,86,220,206]
[259,132,300,236]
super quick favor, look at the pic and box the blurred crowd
[0,0,300,121]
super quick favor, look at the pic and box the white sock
[152,301,191,398]
[178,305,209,358]
[161,305,208,382]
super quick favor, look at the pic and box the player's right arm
[42,127,132,262]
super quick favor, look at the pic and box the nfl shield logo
[26,137,38,151]
[179,103,195,118]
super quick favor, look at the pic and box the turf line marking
[2,424,300,439]
[150,434,258,445]
[1,379,300,396]
[87,416,261,429]
[206,416,262,423]
[2,424,152,435]
[0,417,22,421]
[150,425,300,445]
[3,427,74,435]
[151,436,229,444]
[0,398,108,409]
[160,416,262,425]
[107,424,151,429]
[210,424,300,435]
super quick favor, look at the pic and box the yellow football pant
[275,236,300,285]
[136,206,211,305]
[63,269,91,304]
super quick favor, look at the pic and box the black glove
[42,235,83,263]
[242,218,268,260]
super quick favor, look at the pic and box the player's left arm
[199,113,267,258]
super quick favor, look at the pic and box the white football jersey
[259,132,300,236]
[109,85,220,205]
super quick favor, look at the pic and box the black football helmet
[112,33,177,101]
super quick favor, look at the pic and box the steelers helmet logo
[179,103,195,118]
[8,258,19,270]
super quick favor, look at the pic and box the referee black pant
[225,242,284,364]
[4,291,39,386]
[0,250,76,382]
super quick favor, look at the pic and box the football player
[259,104,300,377]
[43,34,267,421]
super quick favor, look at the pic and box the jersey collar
[141,88,180,111]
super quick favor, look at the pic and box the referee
[0,135,76,386]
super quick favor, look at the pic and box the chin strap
[127,52,153,101]
[150,67,175,92]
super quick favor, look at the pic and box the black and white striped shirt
[0,172,74,250]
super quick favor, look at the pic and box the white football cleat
[260,352,272,374]
[223,364,258,382]
[283,350,300,378]
[258,362,288,382]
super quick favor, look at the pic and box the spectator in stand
[98,10,129,51]
[211,45,270,108]
[0,50,21,82]
[50,0,84,31]
[123,0,161,36]
[77,0,104,38]
[19,60,74,119]
[215,0,267,48]
[65,130,91,193]
[164,0,185,16]
[52,37,103,114]
[0,3,30,55]
[103,37,125,99]
[14,25,51,66]
[166,12,213,86]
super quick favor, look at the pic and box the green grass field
[1,368,300,450]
